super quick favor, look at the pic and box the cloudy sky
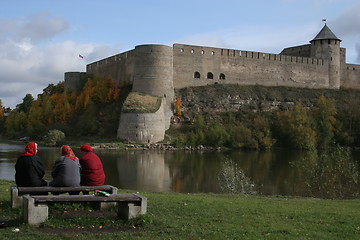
[1,0,360,108]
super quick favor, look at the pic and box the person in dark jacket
[49,145,81,187]
[15,142,48,187]
[79,144,106,186]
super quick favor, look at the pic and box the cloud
[0,13,118,108]
[0,12,69,44]
[356,44,360,63]
[330,3,360,63]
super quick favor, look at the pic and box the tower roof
[310,24,341,42]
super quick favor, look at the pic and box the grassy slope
[1,180,359,240]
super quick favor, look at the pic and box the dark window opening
[194,72,200,78]
[219,73,226,80]
[207,72,213,79]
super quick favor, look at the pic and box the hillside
[175,84,360,117]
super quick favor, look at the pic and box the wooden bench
[11,185,118,208]
[23,193,147,226]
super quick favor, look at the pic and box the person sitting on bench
[49,145,81,187]
[15,142,48,187]
[79,144,106,186]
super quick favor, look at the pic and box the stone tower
[117,45,174,143]
[310,24,342,89]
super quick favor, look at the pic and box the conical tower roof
[310,24,341,42]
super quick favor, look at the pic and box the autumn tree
[174,97,182,116]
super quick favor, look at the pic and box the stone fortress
[65,24,360,143]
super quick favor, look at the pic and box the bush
[43,129,65,146]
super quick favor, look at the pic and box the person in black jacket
[15,142,48,187]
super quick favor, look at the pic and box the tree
[275,102,317,149]
[16,94,34,113]
[174,98,182,116]
[313,96,337,148]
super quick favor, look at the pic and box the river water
[1,142,359,198]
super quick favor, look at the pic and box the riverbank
[1,180,360,240]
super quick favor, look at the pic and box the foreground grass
[1,180,360,240]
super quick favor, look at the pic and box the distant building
[65,24,360,143]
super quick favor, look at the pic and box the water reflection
[0,143,359,199]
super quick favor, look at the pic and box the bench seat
[23,193,147,226]
[11,185,118,208]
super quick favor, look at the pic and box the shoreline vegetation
[1,180,360,239]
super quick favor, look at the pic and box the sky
[1,0,360,108]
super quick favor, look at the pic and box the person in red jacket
[79,144,106,186]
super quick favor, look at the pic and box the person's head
[80,144,93,153]
[61,145,73,156]
[61,145,77,160]
[22,142,37,156]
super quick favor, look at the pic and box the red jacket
[79,152,106,186]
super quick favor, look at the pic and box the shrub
[43,129,65,146]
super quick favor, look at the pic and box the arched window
[194,72,200,78]
[207,72,213,79]
[219,73,226,80]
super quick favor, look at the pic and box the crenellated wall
[173,44,329,89]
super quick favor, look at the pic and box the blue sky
[1,0,360,108]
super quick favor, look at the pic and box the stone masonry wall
[172,44,330,90]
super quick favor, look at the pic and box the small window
[211,51,215,55]
[180,48,184,52]
[207,72,213,79]
[219,73,226,80]
[194,72,200,78]
[201,50,205,54]
[191,49,194,53]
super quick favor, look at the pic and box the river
[1,142,359,199]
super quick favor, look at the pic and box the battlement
[173,44,325,66]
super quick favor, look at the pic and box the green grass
[1,180,360,239]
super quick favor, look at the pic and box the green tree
[229,124,256,149]
[313,96,337,148]
[16,94,34,113]
[206,121,230,147]
[275,102,317,149]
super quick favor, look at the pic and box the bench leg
[117,195,147,220]
[109,186,118,194]
[99,202,116,210]
[23,195,48,226]
[10,186,23,208]
[117,203,140,219]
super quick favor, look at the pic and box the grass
[1,180,360,239]
[121,92,161,113]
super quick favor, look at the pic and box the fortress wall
[132,45,174,100]
[86,50,136,85]
[340,48,346,64]
[279,44,311,57]
[341,64,360,89]
[173,44,329,90]
[117,98,166,144]
[64,72,86,92]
